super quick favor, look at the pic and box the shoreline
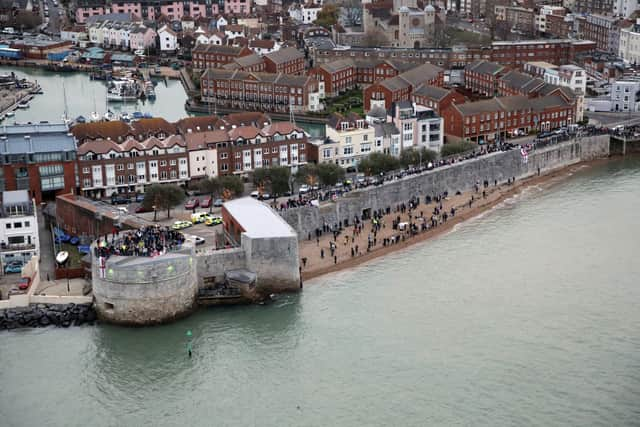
[300,158,609,283]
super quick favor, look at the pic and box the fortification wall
[242,235,301,293]
[281,136,610,238]
[195,247,247,285]
[92,252,198,325]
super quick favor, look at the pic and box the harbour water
[0,66,326,137]
[1,156,639,426]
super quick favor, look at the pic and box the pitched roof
[319,58,354,73]
[224,112,271,127]
[412,85,451,101]
[77,138,122,155]
[228,125,262,140]
[71,121,131,141]
[466,60,506,75]
[175,115,226,134]
[185,130,230,151]
[249,39,275,49]
[261,122,304,136]
[500,70,545,93]
[130,118,177,137]
[264,46,304,64]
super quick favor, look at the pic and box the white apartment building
[619,21,640,65]
[614,0,639,18]
[610,79,640,112]
[158,25,178,52]
[323,113,377,168]
[0,190,39,270]
[289,3,322,24]
[392,101,444,153]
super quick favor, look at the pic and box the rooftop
[0,123,76,155]
[223,197,296,239]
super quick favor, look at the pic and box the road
[585,111,640,127]
[40,0,64,35]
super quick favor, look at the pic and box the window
[343,146,353,155]
[13,222,22,228]
[170,159,176,166]
[160,160,167,167]
[220,153,228,159]
[82,167,90,174]
[117,164,124,171]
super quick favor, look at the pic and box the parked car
[213,198,224,207]
[18,277,31,290]
[135,193,145,202]
[250,191,260,198]
[184,198,200,210]
[191,212,209,224]
[111,195,130,205]
[259,193,271,200]
[194,236,205,245]
[135,205,152,213]
[200,196,212,208]
[171,220,192,230]
[205,216,223,226]
[299,184,309,194]
[4,261,23,274]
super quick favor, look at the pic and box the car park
[184,198,200,210]
[171,220,192,230]
[205,216,223,226]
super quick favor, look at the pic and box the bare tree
[362,29,388,47]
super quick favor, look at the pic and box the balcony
[0,243,36,252]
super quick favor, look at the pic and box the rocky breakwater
[0,303,97,330]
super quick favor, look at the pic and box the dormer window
[341,122,348,131]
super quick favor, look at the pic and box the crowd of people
[94,225,186,259]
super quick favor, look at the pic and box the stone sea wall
[281,135,611,239]
[0,303,96,330]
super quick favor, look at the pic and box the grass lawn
[60,243,83,269]
[445,28,491,45]
[326,88,364,115]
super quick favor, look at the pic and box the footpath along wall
[281,135,610,239]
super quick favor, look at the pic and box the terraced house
[200,69,322,113]
[76,135,189,199]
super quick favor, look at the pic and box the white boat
[16,100,29,109]
[104,110,116,121]
[107,80,140,102]
[6,111,15,117]
[120,112,132,122]
[55,251,69,265]
[90,111,100,122]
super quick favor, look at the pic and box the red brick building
[363,63,444,111]
[263,47,305,75]
[76,135,190,199]
[546,13,572,39]
[441,94,576,143]
[411,85,466,114]
[490,39,596,69]
[222,53,266,72]
[464,60,508,97]
[185,122,319,176]
[308,59,357,98]
[192,44,253,69]
[200,69,322,113]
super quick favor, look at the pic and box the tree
[440,142,476,157]
[317,163,345,187]
[269,166,291,196]
[316,4,339,29]
[399,147,438,168]
[357,152,400,176]
[362,29,389,48]
[197,177,221,212]
[252,166,291,196]
[142,184,185,220]
[295,163,319,186]
[220,175,244,197]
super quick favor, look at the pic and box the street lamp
[55,250,70,294]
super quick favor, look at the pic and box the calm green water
[2,148,640,424]
[0,66,326,137]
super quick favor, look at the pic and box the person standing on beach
[334,255,337,264]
